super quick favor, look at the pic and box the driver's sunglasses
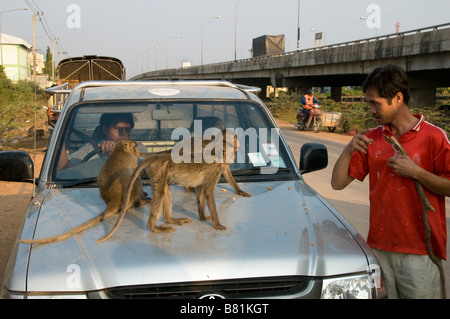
[114,126,131,137]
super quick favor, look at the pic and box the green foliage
[320,100,378,132]
[411,105,450,134]
[265,91,301,123]
[0,69,47,141]
[42,46,53,77]
[266,90,449,135]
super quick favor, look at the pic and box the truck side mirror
[299,142,328,174]
[0,151,34,183]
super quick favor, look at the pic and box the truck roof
[49,81,262,106]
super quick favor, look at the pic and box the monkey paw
[236,190,251,197]
[167,217,192,225]
[213,223,227,231]
[151,225,177,233]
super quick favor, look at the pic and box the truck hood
[22,180,369,293]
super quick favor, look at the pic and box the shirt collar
[382,114,424,135]
[411,114,425,131]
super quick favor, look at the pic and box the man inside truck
[57,113,138,170]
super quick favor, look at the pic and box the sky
[1,0,449,79]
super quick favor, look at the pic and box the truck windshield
[53,101,292,183]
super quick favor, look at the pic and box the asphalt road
[278,122,450,298]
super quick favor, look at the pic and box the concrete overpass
[132,23,450,106]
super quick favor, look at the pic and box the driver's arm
[57,143,94,170]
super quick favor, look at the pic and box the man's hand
[331,128,373,190]
[99,140,116,154]
[387,154,421,179]
[345,128,373,155]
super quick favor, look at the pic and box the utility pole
[32,12,44,83]
[32,13,36,82]
[51,38,56,82]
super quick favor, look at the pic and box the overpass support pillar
[330,86,342,102]
[409,88,436,107]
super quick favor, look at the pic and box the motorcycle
[295,103,323,133]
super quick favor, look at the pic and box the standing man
[331,64,450,298]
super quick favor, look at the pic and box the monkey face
[115,139,139,158]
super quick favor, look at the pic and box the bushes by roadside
[0,67,47,148]
[265,90,449,135]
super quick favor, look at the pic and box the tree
[42,46,53,78]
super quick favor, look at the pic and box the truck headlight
[322,275,373,299]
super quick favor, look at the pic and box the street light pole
[297,0,300,51]
[165,34,180,69]
[201,15,220,65]
[234,1,238,61]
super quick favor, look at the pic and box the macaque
[98,132,239,242]
[20,139,150,244]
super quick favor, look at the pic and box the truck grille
[104,277,312,299]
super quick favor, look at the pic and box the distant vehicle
[0,80,386,299]
[252,34,285,58]
[295,103,323,133]
[57,55,125,88]
[47,56,125,129]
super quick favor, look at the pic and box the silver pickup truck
[0,81,386,299]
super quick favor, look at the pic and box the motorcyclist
[301,89,320,128]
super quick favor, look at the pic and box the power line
[24,0,69,59]
[24,0,38,14]
[383,0,446,19]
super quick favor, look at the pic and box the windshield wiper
[58,177,98,188]
[231,167,291,176]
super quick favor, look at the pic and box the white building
[0,33,31,81]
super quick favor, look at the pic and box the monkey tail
[97,159,150,243]
[20,213,109,244]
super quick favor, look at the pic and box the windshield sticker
[267,155,286,168]
[148,88,181,96]
[262,143,279,156]
[248,152,267,167]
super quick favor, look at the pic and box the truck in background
[56,55,125,88]
[45,55,125,131]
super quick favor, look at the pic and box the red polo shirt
[349,114,450,260]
